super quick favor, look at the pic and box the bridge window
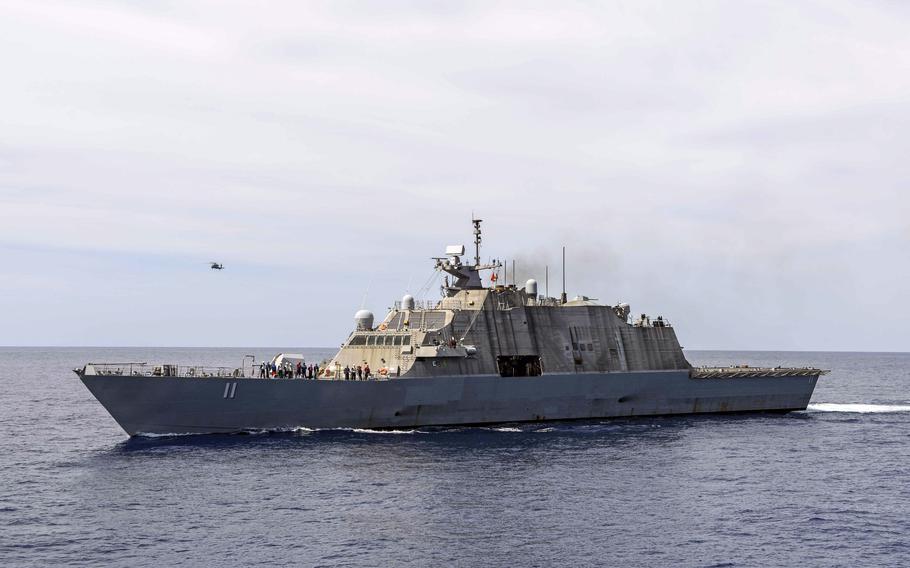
[349,335,367,346]
[393,335,403,346]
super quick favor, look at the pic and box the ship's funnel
[354,309,374,331]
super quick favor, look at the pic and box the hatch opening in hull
[497,355,542,377]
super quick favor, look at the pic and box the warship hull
[79,370,819,436]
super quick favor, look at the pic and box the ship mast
[472,217,482,267]
[434,218,500,295]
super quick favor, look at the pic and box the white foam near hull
[79,370,820,436]
[806,403,910,413]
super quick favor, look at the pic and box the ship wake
[807,403,910,414]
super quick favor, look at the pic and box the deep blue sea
[1,348,908,567]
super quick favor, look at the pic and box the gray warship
[76,220,826,436]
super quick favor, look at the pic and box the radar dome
[354,309,374,331]
[525,279,538,297]
[401,294,415,310]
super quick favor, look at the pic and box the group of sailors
[259,361,320,379]
[342,364,371,381]
[258,361,384,380]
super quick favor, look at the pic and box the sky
[1,0,908,350]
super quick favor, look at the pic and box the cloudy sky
[1,1,908,350]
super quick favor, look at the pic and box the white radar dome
[525,279,538,297]
[401,294,415,310]
[354,309,374,331]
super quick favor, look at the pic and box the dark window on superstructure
[366,336,376,346]
[393,335,403,346]
[384,336,394,346]
[580,344,587,351]
[349,335,367,346]
[403,336,411,345]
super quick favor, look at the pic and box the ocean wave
[134,426,317,438]
[350,428,419,434]
[244,426,316,435]
[807,403,910,414]
[133,431,205,438]
[133,426,427,437]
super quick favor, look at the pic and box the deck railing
[690,366,829,379]
[88,363,250,378]
[86,362,392,381]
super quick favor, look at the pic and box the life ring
[379,367,388,376]
[378,323,387,331]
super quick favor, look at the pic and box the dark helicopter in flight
[209,262,224,270]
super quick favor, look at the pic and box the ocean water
[1,347,908,567]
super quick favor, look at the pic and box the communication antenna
[472,217,483,267]
[560,246,567,304]
[546,265,549,298]
[512,260,516,288]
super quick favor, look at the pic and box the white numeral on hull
[222,382,238,399]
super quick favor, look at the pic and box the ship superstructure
[76,220,826,436]
[322,228,688,381]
